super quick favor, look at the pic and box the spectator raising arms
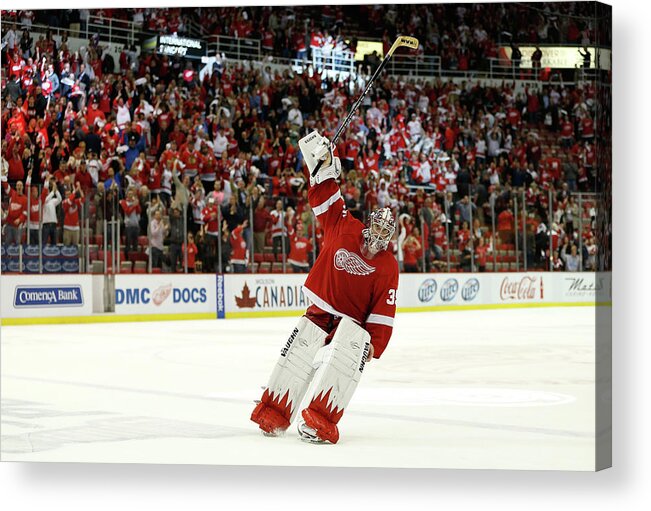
[62,182,84,246]
[229,219,249,273]
[1,170,27,245]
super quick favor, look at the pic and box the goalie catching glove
[299,131,341,186]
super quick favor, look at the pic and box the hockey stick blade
[395,36,419,51]
[310,35,418,178]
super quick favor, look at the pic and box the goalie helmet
[362,207,396,254]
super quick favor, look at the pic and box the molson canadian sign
[225,275,311,313]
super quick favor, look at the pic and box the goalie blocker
[251,316,371,444]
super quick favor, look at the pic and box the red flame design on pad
[308,388,344,424]
[250,388,293,434]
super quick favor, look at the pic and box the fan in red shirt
[62,183,84,246]
[74,161,95,194]
[262,28,276,53]
[287,222,313,273]
[457,221,471,251]
[86,100,106,127]
[182,233,198,273]
[581,116,595,139]
[229,220,249,273]
[541,150,562,184]
[402,228,422,273]
[475,236,491,271]
[7,109,27,137]
[497,203,515,245]
[560,115,574,147]
[252,130,399,445]
[429,215,448,261]
[1,175,28,245]
[506,106,521,129]
[343,132,362,170]
[200,197,221,272]
[6,142,26,182]
[266,147,283,177]
[252,196,272,255]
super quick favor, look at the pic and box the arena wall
[0,272,611,325]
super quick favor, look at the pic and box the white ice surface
[1,308,598,470]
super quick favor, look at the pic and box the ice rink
[1,307,599,470]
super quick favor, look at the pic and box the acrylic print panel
[0,1,611,471]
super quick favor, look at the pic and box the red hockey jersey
[304,179,399,358]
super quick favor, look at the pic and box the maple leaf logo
[235,282,257,308]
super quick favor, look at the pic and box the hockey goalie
[251,131,399,444]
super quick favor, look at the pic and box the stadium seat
[120,261,133,273]
[259,262,271,274]
[134,261,147,272]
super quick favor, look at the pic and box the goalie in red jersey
[251,131,399,444]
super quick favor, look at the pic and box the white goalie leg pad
[300,318,371,427]
[262,316,328,424]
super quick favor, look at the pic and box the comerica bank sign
[13,285,84,308]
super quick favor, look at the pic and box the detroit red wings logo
[333,248,376,276]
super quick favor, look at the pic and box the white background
[1,0,649,509]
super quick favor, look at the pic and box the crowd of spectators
[1,3,609,72]
[1,5,605,274]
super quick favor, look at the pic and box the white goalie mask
[362,208,396,254]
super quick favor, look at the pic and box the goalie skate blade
[299,435,328,445]
[262,428,285,438]
[297,421,329,445]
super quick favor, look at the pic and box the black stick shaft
[332,57,391,145]
[311,54,393,177]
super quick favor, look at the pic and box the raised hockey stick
[310,35,419,177]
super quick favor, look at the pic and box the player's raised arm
[299,131,345,233]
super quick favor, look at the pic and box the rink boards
[0,272,612,325]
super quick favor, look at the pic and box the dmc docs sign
[224,274,311,313]
[114,275,215,314]
[0,275,93,318]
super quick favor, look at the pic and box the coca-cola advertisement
[499,275,544,302]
